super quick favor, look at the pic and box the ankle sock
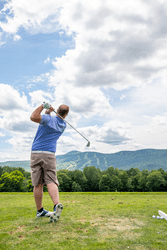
[38,207,43,213]
[54,204,57,210]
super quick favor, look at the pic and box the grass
[0,192,167,250]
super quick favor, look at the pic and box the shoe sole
[50,203,63,223]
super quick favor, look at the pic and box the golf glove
[43,102,51,109]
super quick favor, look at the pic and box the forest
[0,165,167,192]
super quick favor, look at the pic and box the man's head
[57,104,69,118]
[45,109,51,115]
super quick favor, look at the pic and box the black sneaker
[50,203,63,222]
[36,209,54,218]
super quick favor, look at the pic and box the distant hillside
[56,149,167,171]
[0,149,167,172]
[0,161,31,172]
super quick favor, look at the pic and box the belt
[31,151,55,155]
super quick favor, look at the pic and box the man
[30,102,69,222]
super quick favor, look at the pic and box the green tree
[157,168,165,175]
[138,170,150,191]
[127,168,140,177]
[73,170,87,191]
[131,173,141,191]
[71,182,82,192]
[126,178,133,191]
[114,168,120,177]
[57,172,72,192]
[99,175,111,191]
[0,170,24,192]
[1,166,31,179]
[106,166,115,176]
[27,180,33,192]
[83,166,101,191]
[1,166,11,175]
[0,172,12,191]
[110,175,122,191]
[146,171,166,191]
[119,172,129,191]
[0,166,3,177]
[57,175,63,192]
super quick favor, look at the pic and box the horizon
[0,148,166,163]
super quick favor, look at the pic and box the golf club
[53,110,90,147]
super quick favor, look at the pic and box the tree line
[0,165,167,192]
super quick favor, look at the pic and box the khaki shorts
[30,152,59,187]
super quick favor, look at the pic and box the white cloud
[0,41,6,46]
[6,131,34,149]
[67,120,132,150]
[27,73,50,83]
[127,81,167,118]
[0,84,29,111]
[56,135,80,154]
[0,0,65,34]
[29,90,53,107]
[0,132,5,137]
[1,0,167,90]
[0,152,22,162]
[13,34,21,41]
[80,121,132,145]
[44,57,50,64]
[0,110,37,133]
[1,0,167,159]
[50,84,113,118]
[151,115,167,126]
[55,0,167,90]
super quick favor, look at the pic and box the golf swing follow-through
[53,109,90,147]
[44,102,90,147]
[30,102,90,222]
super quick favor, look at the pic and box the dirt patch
[7,225,26,235]
[89,217,144,240]
[77,227,88,233]
[16,225,26,232]
[91,217,144,231]
[66,200,81,203]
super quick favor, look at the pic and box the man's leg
[47,182,59,206]
[33,184,43,210]
[48,183,63,223]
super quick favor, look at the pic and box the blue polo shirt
[31,115,66,153]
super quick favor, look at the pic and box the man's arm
[30,105,43,123]
[30,104,55,123]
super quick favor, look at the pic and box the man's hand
[45,106,55,115]
[43,102,51,109]
[30,104,55,123]
[49,106,55,112]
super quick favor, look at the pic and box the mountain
[0,149,167,172]
[56,149,167,171]
[0,161,31,172]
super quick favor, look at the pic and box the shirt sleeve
[40,114,51,126]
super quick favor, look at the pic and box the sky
[0,0,167,162]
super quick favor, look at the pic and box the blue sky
[0,0,167,161]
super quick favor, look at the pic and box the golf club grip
[53,110,90,143]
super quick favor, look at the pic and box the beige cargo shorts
[30,152,59,187]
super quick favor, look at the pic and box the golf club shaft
[53,110,90,144]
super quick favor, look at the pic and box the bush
[0,170,24,192]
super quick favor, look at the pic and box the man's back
[32,114,66,153]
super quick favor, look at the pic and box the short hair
[57,105,69,117]
[45,110,51,115]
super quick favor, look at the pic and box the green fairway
[0,192,167,250]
